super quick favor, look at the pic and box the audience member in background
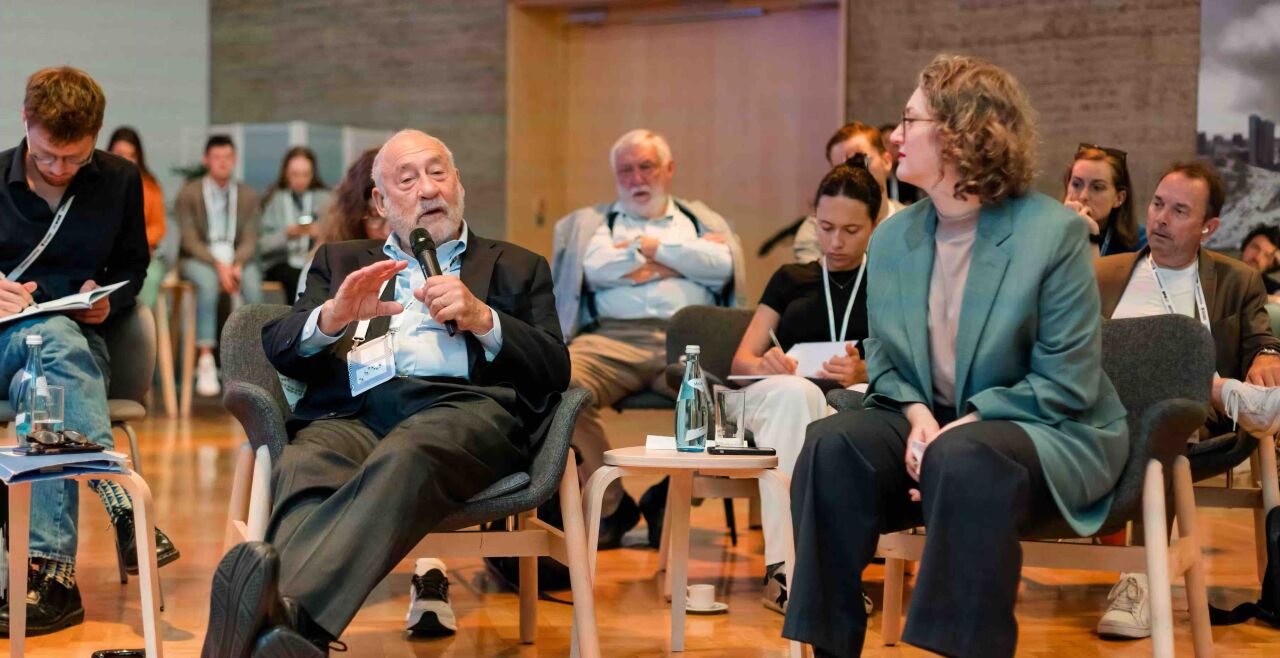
[259,146,331,301]
[1092,160,1280,639]
[1063,144,1146,256]
[784,55,1128,658]
[552,129,745,548]
[793,123,906,262]
[1240,224,1280,298]
[878,121,920,205]
[107,126,166,307]
[0,66,178,637]
[201,129,569,657]
[315,148,387,246]
[176,135,263,397]
[730,155,881,616]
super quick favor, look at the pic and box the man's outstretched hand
[318,260,407,335]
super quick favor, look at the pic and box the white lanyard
[1148,253,1211,333]
[2,195,74,280]
[203,177,238,245]
[821,254,866,343]
[352,278,394,346]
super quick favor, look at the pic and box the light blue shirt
[582,198,733,320]
[297,222,503,379]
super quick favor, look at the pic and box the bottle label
[689,378,706,392]
[684,426,706,441]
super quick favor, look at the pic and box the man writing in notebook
[0,66,178,636]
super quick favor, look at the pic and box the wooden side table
[581,446,803,656]
[7,468,163,657]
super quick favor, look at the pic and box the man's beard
[617,184,667,219]
[389,192,465,247]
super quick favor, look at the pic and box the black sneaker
[253,626,327,658]
[112,508,181,574]
[406,562,456,637]
[0,568,85,636]
[597,492,641,550]
[762,562,787,615]
[638,478,669,549]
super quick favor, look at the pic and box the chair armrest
[223,381,290,461]
[827,388,865,413]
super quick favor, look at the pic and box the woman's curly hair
[919,54,1038,205]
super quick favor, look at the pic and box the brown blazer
[176,177,261,266]
[1095,246,1280,380]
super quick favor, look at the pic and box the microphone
[409,228,458,336]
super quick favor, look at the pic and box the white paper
[0,280,130,326]
[645,434,677,450]
[786,341,856,378]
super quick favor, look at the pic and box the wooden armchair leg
[225,442,254,551]
[1255,435,1280,582]
[1173,456,1214,658]
[881,556,905,645]
[1141,459,1175,658]
[517,510,538,644]
[561,451,600,658]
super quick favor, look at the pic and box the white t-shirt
[1112,259,1198,320]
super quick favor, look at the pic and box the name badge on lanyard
[821,254,866,343]
[1148,253,1211,333]
[346,278,415,396]
[204,178,238,265]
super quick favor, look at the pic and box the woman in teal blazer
[782,55,1129,658]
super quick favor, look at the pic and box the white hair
[609,129,672,171]
[371,129,456,192]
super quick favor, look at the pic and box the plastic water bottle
[675,345,711,452]
[14,335,47,440]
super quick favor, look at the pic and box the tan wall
[843,0,1201,218]
[211,0,509,238]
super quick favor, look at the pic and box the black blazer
[262,234,571,439]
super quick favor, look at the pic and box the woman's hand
[905,409,981,501]
[817,342,866,387]
[758,346,798,375]
[1064,199,1101,236]
[286,223,314,238]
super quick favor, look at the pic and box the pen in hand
[768,328,784,353]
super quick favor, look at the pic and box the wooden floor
[5,404,1278,656]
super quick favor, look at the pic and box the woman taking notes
[783,55,1128,657]
[729,155,883,614]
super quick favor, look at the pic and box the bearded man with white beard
[201,129,570,657]
[551,129,746,549]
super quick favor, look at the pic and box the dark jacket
[262,234,571,442]
[0,142,148,319]
[1096,246,1280,380]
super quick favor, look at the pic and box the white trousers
[742,375,829,566]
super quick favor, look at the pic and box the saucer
[685,601,729,614]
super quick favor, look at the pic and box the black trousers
[265,392,529,636]
[782,408,1061,658]
[263,262,302,303]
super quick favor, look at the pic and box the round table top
[602,445,778,470]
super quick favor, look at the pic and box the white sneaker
[195,353,221,397]
[1097,572,1150,639]
[406,558,456,636]
[1221,379,1280,436]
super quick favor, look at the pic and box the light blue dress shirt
[582,198,733,320]
[297,222,503,380]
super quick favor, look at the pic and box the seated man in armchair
[200,129,570,658]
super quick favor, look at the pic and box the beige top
[928,207,980,407]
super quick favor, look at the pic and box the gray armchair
[218,304,600,656]
[867,315,1215,656]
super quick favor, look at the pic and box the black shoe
[0,569,85,636]
[406,566,456,637]
[202,542,280,658]
[113,508,181,574]
[272,598,342,656]
[253,626,327,658]
[597,492,641,550]
[638,477,669,549]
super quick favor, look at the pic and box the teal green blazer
[863,192,1129,536]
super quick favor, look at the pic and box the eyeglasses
[616,161,661,179]
[26,128,94,169]
[1076,142,1127,164]
[901,112,941,128]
